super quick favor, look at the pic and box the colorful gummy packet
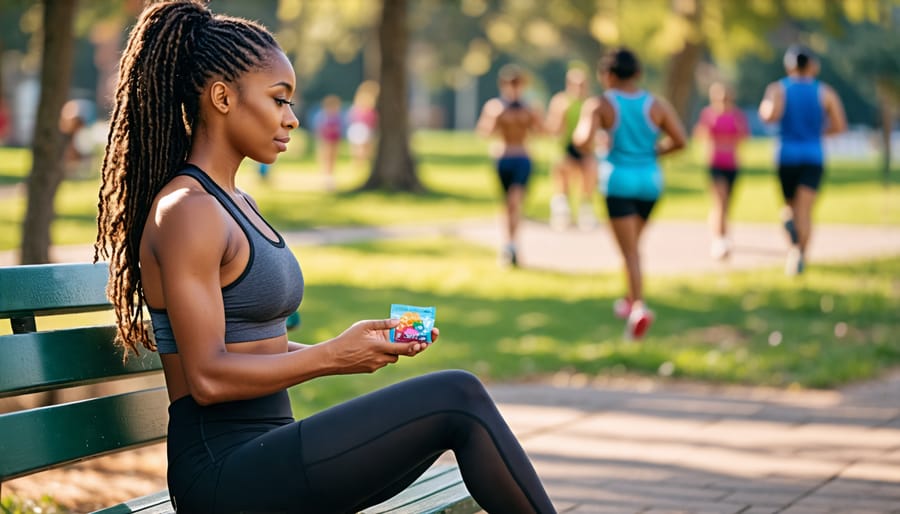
[389,304,436,343]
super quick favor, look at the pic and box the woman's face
[226,50,299,164]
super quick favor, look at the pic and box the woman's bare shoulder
[148,177,230,255]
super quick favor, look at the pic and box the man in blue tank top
[759,45,846,275]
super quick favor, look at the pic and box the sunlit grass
[6,235,897,417]
[284,237,900,416]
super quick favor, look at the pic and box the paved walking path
[3,217,899,512]
[488,372,900,513]
[5,217,900,273]
[449,218,900,275]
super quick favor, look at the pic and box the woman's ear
[209,81,231,114]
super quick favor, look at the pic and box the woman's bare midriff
[161,334,289,402]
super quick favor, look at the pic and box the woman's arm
[544,93,566,135]
[154,195,426,406]
[821,84,847,135]
[475,98,502,137]
[653,97,687,157]
[572,97,602,152]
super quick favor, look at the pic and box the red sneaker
[626,307,654,340]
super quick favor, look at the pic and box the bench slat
[92,490,172,514]
[361,464,480,514]
[92,464,477,514]
[0,262,110,318]
[0,387,169,481]
[0,326,162,397]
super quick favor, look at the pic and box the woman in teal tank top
[573,47,686,340]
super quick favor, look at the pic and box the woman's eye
[275,98,295,107]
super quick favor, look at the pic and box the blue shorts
[496,156,532,194]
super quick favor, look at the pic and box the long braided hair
[95,0,280,355]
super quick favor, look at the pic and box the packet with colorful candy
[389,304,436,343]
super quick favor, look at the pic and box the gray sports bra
[148,165,304,354]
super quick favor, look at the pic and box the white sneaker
[498,244,518,268]
[577,203,598,231]
[785,247,804,276]
[710,238,730,260]
[550,195,571,231]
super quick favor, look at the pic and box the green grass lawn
[1,131,897,250]
[283,237,900,416]
[11,237,897,417]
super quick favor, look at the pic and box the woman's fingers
[357,318,399,332]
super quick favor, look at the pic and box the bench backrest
[0,263,167,483]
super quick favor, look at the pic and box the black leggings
[166,370,555,513]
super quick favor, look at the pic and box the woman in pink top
[694,82,749,259]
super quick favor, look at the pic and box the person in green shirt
[545,67,598,231]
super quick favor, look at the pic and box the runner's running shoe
[550,194,571,231]
[577,202,598,231]
[625,306,654,340]
[785,247,804,276]
[710,238,730,260]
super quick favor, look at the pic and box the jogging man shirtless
[476,64,543,267]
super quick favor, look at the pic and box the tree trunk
[19,0,78,265]
[663,0,704,125]
[880,104,893,186]
[876,80,894,186]
[363,0,422,192]
[664,41,704,125]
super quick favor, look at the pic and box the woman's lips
[274,137,290,152]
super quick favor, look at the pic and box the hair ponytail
[95,0,280,356]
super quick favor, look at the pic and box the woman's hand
[324,319,436,374]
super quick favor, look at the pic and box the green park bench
[0,262,479,514]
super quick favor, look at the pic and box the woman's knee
[426,370,493,411]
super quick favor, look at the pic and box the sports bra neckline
[181,163,285,248]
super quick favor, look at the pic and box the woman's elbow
[186,373,227,406]
[188,385,217,406]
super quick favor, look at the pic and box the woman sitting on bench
[93,1,556,513]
